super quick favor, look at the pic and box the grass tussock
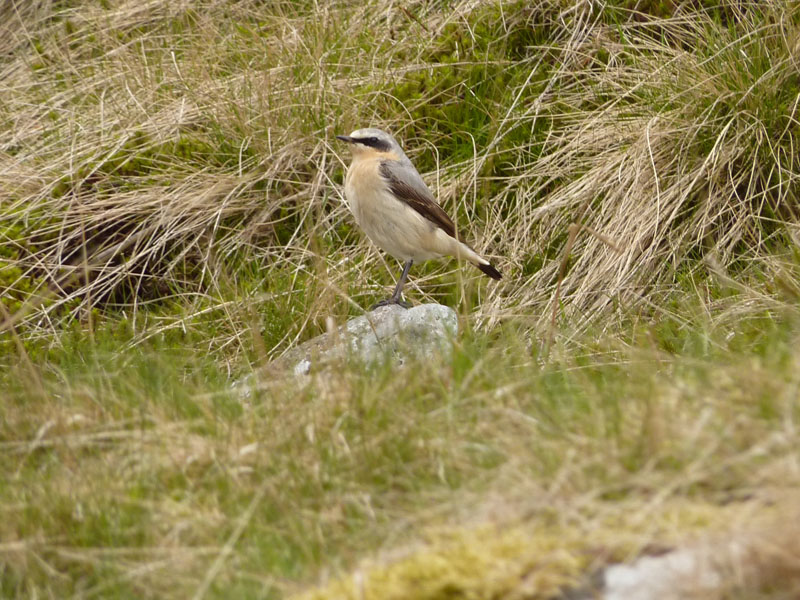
[521,1,800,328]
[1,0,800,598]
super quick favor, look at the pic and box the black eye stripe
[356,136,391,151]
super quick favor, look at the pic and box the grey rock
[235,303,457,395]
[601,541,746,600]
[287,303,457,373]
[556,539,750,600]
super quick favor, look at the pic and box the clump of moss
[380,1,550,165]
[0,220,52,316]
[298,524,587,600]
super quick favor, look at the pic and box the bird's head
[336,128,401,159]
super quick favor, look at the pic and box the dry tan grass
[2,0,798,353]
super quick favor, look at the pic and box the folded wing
[379,160,459,240]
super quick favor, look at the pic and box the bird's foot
[370,297,411,311]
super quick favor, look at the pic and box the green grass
[2,0,800,598]
[2,296,800,598]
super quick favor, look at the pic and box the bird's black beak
[336,135,354,143]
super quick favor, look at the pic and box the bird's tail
[476,261,502,280]
[450,237,502,280]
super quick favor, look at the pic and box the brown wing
[379,160,460,241]
[380,159,502,280]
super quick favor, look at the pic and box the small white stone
[603,547,724,600]
[293,357,312,376]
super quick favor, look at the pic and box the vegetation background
[1,0,799,598]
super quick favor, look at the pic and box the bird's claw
[370,298,411,311]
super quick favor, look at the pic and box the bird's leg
[389,259,413,305]
[371,260,413,310]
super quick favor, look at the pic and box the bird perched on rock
[337,128,501,309]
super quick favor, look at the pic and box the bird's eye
[356,136,387,150]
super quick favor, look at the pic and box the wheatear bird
[337,128,501,309]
